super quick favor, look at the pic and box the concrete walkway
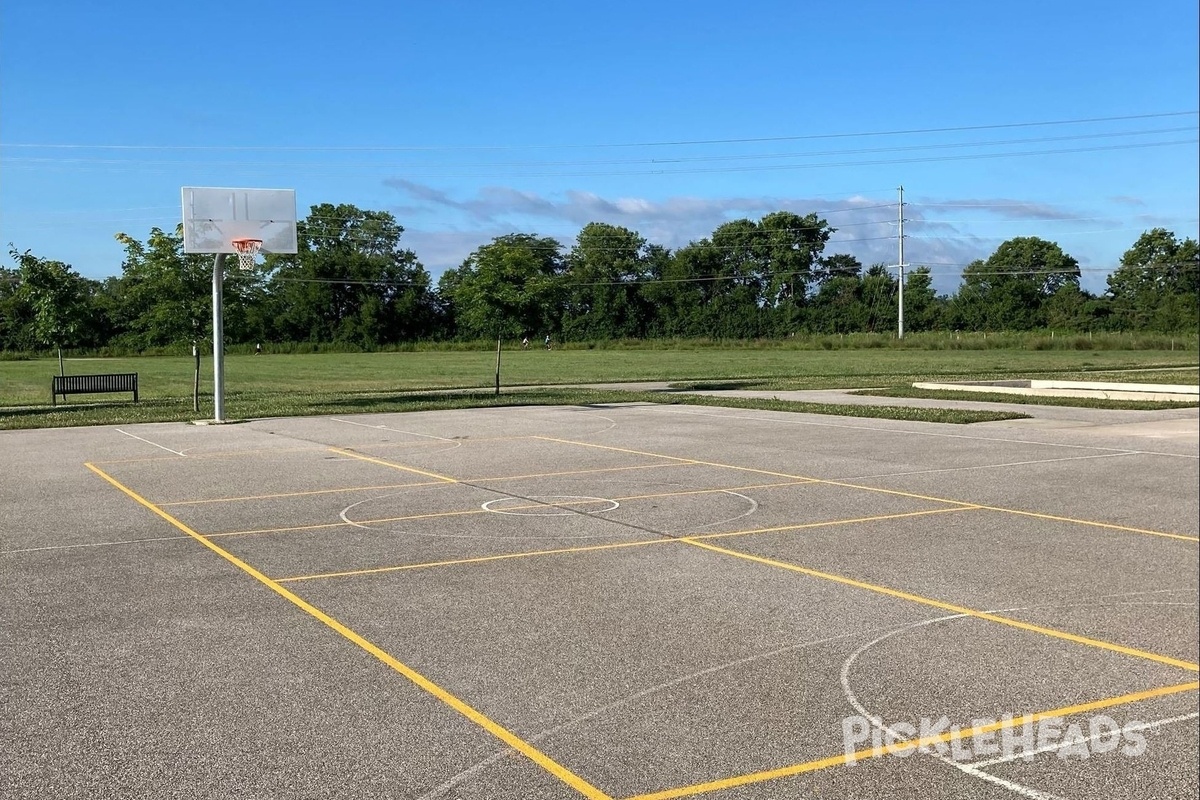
[560,381,1200,442]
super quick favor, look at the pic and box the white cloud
[387,180,1030,290]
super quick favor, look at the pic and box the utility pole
[897,185,905,340]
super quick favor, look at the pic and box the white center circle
[481,495,621,517]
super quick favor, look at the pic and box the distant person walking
[255,343,263,355]
[544,334,552,351]
[521,336,530,350]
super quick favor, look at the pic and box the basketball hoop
[231,238,263,271]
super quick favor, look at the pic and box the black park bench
[51,373,139,406]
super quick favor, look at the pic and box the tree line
[2,202,1197,353]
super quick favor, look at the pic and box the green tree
[813,253,862,285]
[1042,284,1093,330]
[9,248,97,354]
[901,267,942,332]
[643,211,834,338]
[562,223,654,341]
[438,234,565,340]
[0,265,34,350]
[109,229,213,350]
[757,211,833,307]
[1106,229,1199,331]
[949,237,1080,330]
[641,242,713,337]
[267,204,436,346]
[807,274,865,333]
[861,264,897,333]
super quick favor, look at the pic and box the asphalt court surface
[2,402,1198,799]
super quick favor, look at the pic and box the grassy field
[0,347,1194,430]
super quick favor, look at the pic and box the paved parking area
[2,403,1197,799]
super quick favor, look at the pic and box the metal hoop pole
[212,253,226,422]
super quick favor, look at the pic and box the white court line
[115,429,186,456]
[967,711,1200,768]
[676,490,759,534]
[416,623,893,800]
[2,534,190,554]
[332,417,459,443]
[423,590,1194,799]
[1090,587,1200,600]
[843,451,1140,481]
[643,406,1200,459]
[557,407,618,434]
[839,596,1200,799]
[839,613,1067,800]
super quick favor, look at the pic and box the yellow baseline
[84,463,610,800]
[535,437,1198,542]
[686,539,1199,672]
[625,680,1200,800]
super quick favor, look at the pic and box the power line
[909,259,1198,269]
[5,126,1191,169]
[4,139,1193,179]
[2,111,1195,152]
[908,224,1200,240]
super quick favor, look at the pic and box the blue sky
[1,0,1197,294]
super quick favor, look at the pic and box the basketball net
[231,238,263,271]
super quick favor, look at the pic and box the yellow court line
[276,538,675,582]
[209,505,504,538]
[148,460,809,515]
[329,447,459,483]
[91,438,491,467]
[614,480,817,502]
[685,539,1199,672]
[90,455,185,466]
[694,506,979,542]
[159,481,446,506]
[273,507,975,582]
[212,498,629,539]
[475,461,696,483]
[371,434,530,449]
[969,505,1200,543]
[202,479,820,539]
[535,437,1195,542]
[808,478,1200,543]
[207,521,357,538]
[534,436,835,485]
[625,680,1200,800]
[90,445,317,466]
[83,462,610,800]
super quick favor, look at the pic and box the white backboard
[181,187,298,254]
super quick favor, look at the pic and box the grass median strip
[0,387,1028,430]
[856,385,1199,410]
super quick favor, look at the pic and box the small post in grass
[494,333,502,396]
[192,341,201,412]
